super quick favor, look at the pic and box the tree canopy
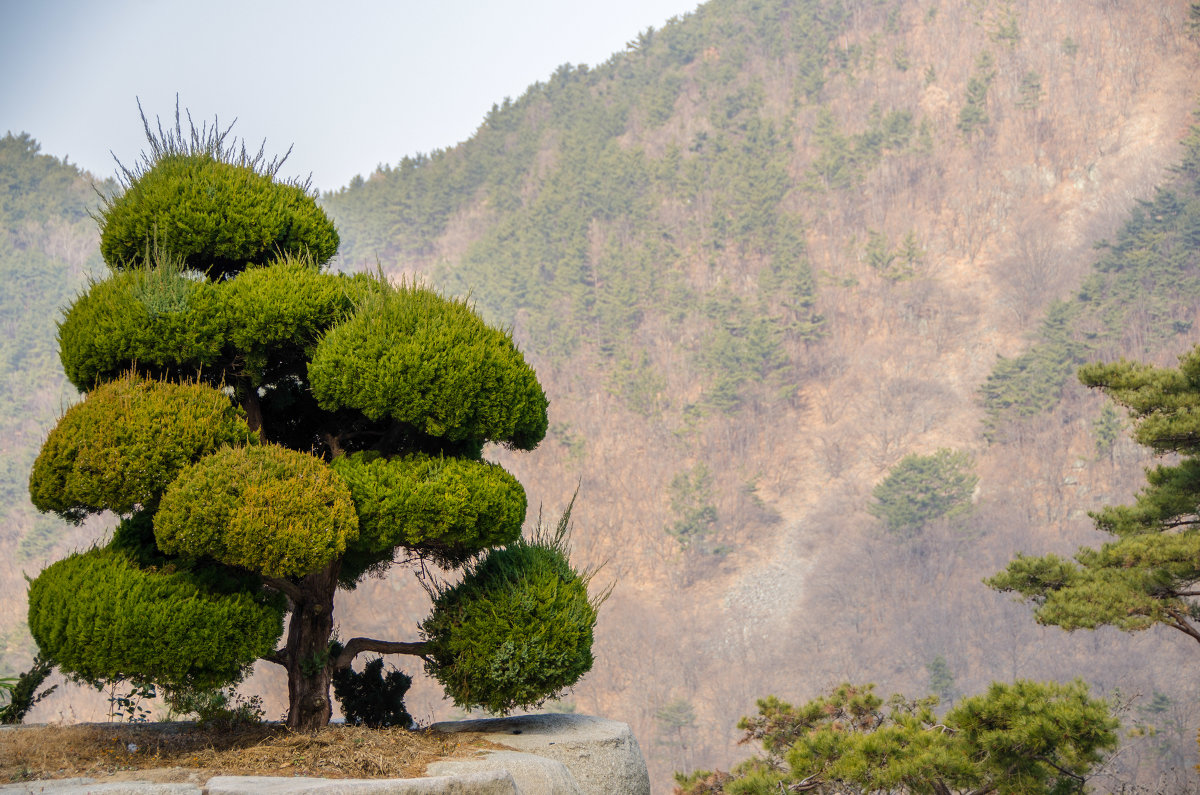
[676,680,1118,795]
[869,448,977,536]
[989,344,1200,641]
[25,109,598,729]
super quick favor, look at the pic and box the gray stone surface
[0,782,200,794]
[204,771,517,795]
[426,750,580,795]
[429,714,650,795]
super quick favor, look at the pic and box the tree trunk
[283,563,339,731]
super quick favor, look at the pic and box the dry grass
[0,722,495,784]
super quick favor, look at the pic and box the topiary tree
[25,107,601,730]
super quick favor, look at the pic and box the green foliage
[805,106,914,191]
[29,373,256,521]
[221,256,379,385]
[697,294,788,413]
[155,445,358,578]
[57,264,227,391]
[925,655,957,706]
[863,228,916,281]
[100,108,337,278]
[163,684,265,729]
[982,118,1200,438]
[25,112,569,729]
[957,51,996,137]
[309,282,549,450]
[980,302,1086,441]
[104,678,157,722]
[990,345,1200,638]
[868,449,977,536]
[1017,70,1044,110]
[331,654,413,728]
[1092,402,1122,458]
[694,680,1118,795]
[332,451,526,574]
[28,543,283,690]
[0,654,57,725]
[421,503,601,714]
[667,463,719,550]
[656,698,697,731]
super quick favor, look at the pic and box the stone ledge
[0,714,648,795]
[429,714,650,795]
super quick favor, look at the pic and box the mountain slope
[323,0,1200,788]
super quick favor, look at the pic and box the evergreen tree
[989,345,1200,645]
[869,449,977,537]
[677,680,1117,794]
[25,109,600,730]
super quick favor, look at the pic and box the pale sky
[1,0,702,192]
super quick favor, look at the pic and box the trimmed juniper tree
[25,110,600,730]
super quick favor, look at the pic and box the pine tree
[989,345,1200,644]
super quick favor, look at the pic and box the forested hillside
[0,134,110,673]
[321,0,1200,789]
[4,0,1200,790]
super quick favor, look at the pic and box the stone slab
[426,750,580,795]
[0,781,200,794]
[204,771,517,795]
[429,714,650,795]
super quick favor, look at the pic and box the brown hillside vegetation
[321,0,1200,791]
[4,0,1200,792]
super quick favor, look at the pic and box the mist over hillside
[4,0,1200,790]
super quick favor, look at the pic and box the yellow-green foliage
[27,540,283,689]
[990,345,1200,636]
[220,257,381,385]
[421,533,598,714]
[155,445,358,578]
[333,452,526,566]
[29,374,256,521]
[716,680,1117,795]
[99,154,338,278]
[58,267,227,391]
[309,283,548,449]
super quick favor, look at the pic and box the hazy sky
[1,0,701,192]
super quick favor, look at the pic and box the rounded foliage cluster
[59,259,377,391]
[222,258,380,384]
[29,374,256,521]
[99,154,338,278]
[421,539,597,714]
[309,285,549,449]
[58,268,226,391]
[869,448,977,536]
[27,541,283,689]
[155,445,358,578]
[333,452,526,565]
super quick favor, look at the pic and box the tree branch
[1032,754,1084,783]
[262,648,288,667]
[333,637,431,670]
[262,576,303,603]
[1163,606,1200,644]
